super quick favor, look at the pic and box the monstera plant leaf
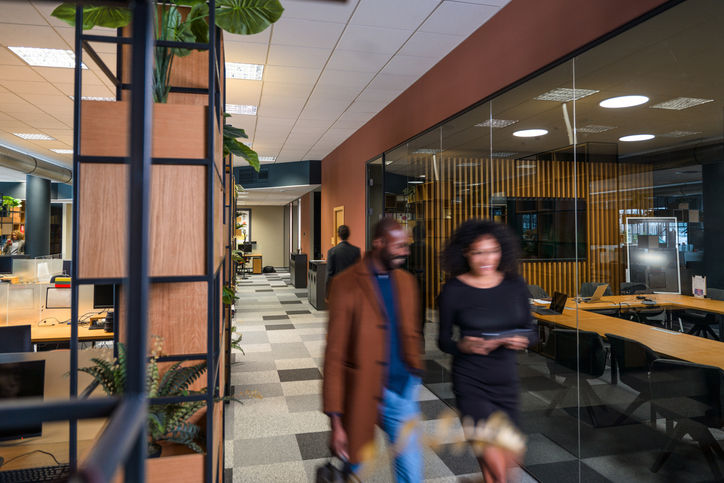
[51,3,132,30]
[216,0,284,36]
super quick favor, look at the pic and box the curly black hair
[440,218,520,278]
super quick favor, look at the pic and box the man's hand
[329,414,349,460]
[457,336,505,355]
[502,335,529,351]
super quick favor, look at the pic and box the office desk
[532,308,724,370]
[31,325,113,344]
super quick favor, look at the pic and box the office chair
[527,284,549,299]
[580,282,617,317]
[679,288,723,341]
[605,333,660,426]
[620,282,666,327]
[0,325,32,353]
[649,359,724,480]
[544,329,609,427]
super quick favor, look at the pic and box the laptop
[583,284,609,303]
[532,292,568,315]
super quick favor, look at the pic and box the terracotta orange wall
[320,0,672,256]
[300,192,311,257]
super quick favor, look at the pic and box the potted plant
[403,186,417,203]
[1,196,21,219]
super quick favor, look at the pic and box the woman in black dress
[438,219,536,483]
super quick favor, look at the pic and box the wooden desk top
[545,294,724,313]
[533,308,724,370]
[32,324,113,344]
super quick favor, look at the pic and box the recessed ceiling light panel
[650,97,713,110]
[50,149,73,154]
[513,129,548,137]
[475,119,519,128]
[517,164,537,169]
[258,156,276,162]
[534,88,599,102]
[226,104,257,115]
[9,47,86,69]
[412,149,441,154]
[13,133,56,140]
[242,141,252,148]
[658,130,702,138]
[577,124,617,133]
[70,96,115,101]
[619,134,654,142]
[599,95,648,108]
[225,63,264,80]
[491,152,518,157]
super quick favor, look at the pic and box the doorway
[333,206,344,246]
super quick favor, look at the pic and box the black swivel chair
[545,329,609,427]
[0,325,32,353]
[679,287,723,341]
[619,282,666,327]
[605,333,660,426]
[649,359,724,480]
[527,284,549,299]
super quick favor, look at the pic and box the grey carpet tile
[234,434,303,467]
[300,333,326,341]
[285,394,323,413]
[236,331,269,344]
[295,431,332,461]
[526,460,614,483]
[278,367,323,382]
[232,382,284,399]
[262,314,290,321]
[432,443,481,476]
[229,359,278,373]
[265,323,295,331]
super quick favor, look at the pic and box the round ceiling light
[599,95,649,108]
[513,129,548,138]
[619,134,655,142]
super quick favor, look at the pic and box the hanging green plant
[223,114,259,171]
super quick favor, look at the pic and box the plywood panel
[80,101,207,159]
[78,163,128,279]
[150,165,206,277]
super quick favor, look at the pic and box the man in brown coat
[323,218,425,482]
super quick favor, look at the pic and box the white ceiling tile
[355,88,400,104]
[226,79,263,106]
[346,100,388,113]
[336,25,414,55]
[303,98,351,112]
[0,80,60,96]
[309,86,363,101]
[317,69,376,88]
[381,55,439,77]
[256,117,297,129]
[279,0,360,24]
[19,94,72,107]
[351,0,440,30]
[0,47,26,66]
[367,73,417,91]
[419,2,499,37]
[397,31,466,58]
[264,65,322,85]
[298,110,343,121]
[0,24,69,49]
[326,50,393,73]
[262,82,314,98]
[224,42,268,65]
[0,66,45,82]
[448,0,510,6]
[225,27,271,45]
[255,127,292,138]
[0,1,53,25]
[267,45,332,69]
[255,106,302,119]
[290,119,335,131]
[271,18,345,49]
[260,95,307,110]
[337,110,376,123]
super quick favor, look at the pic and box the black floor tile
[424,359,453,384]
[255,289,274,292]
[295,431,332,460]
[281,300,303,305]
[263,314,290,321]
[265,323,295,331]
[224,468,233,483]
[419,399,450,421]
[286,310,311,315]
[296,293,308,298]
[278,367,323,382]
[520,375,566,392]
[433,443,480,476]
[526,460,613,483]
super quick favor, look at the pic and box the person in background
[438,219,537,483]
[323,217,424,482]
[2,230,25,255]
[325,224,360,299]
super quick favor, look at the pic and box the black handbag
[315,456,358,483]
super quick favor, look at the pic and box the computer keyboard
[88,323,105,330]
[0,464,70,482]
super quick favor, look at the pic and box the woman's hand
[501,335,529,351]
[457,336,505,355]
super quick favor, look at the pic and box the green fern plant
[78,340,242,457]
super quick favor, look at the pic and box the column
[25,174,51,257]
[702,161,724,288]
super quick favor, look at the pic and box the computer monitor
[548,292,569,314]
[62,260,71,276]
[0,360,45,442]
[242,242,252,253]
[0,256,13,274]
[93,284,115,309]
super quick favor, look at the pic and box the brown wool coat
[323,255,425,464]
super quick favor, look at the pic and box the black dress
[437,276,537,427]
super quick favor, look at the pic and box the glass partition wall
[373,1,724,481]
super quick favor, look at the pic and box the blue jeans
[353,377,423,482]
